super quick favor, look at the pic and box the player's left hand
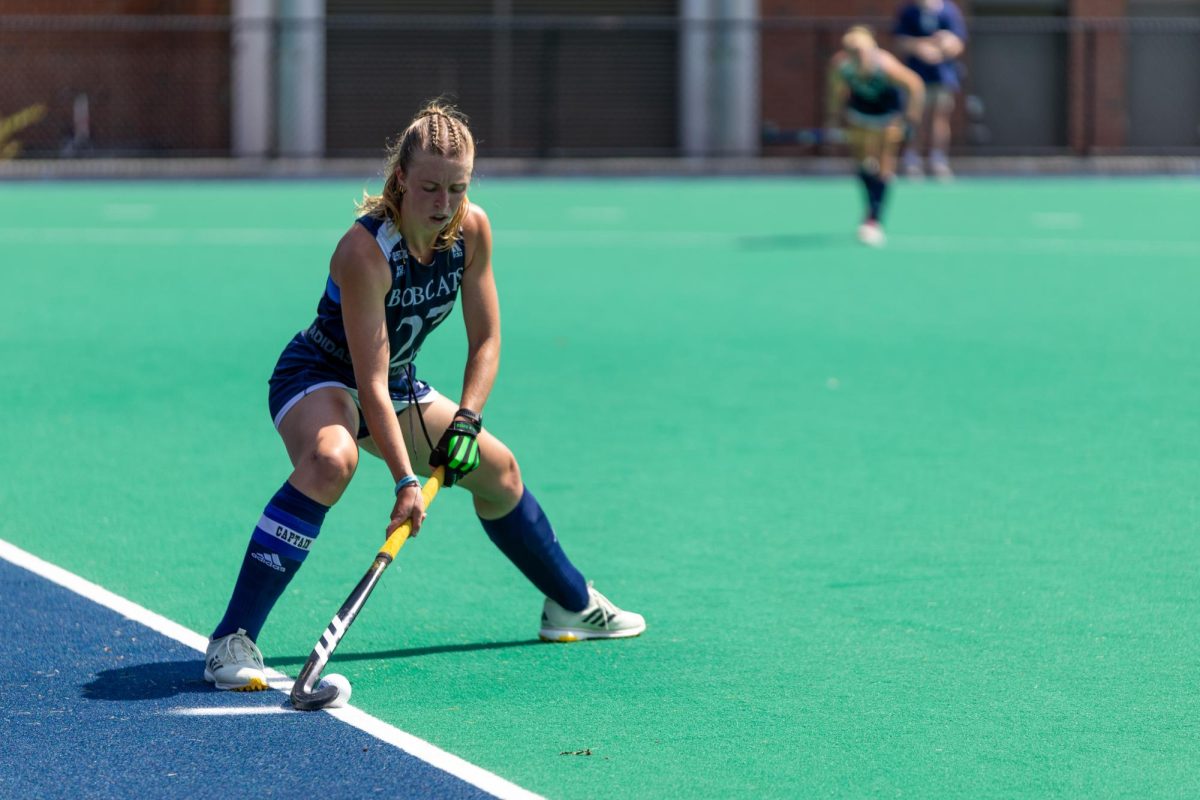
[429,410,482,487]
[933,31,962,55]
[914,40,945,64]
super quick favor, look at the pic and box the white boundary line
[0,537,546,800]
[169,706,295,716]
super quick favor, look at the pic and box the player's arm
[825,53,849,130]
[935,4,967,58]
[427,203,499,488]
[893,10,944,64]
[934,31,965,59]
[881,51,926,128]
[895,34,945,64]
[331,225,424,529]
[457,203,500,416]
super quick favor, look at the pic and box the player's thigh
[276,386,361,473]
[362,395,523,500]
[856,127,888,167]
[928,86,956,116]
[879,124,905,175]
[847,127,869,162]
[916,85,938,127]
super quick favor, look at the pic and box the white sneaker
[857,220,886,247]
[902,156,925,180]
[540,584,646,642]
[204,628,268,691]
[929,158,954,181]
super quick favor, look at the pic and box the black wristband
[454,407,482,427]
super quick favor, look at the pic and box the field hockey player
[825,26,925,247]
[204,101,645,693]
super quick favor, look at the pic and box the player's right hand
[387,483,426,538]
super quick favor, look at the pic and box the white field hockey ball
[319,673,352,708]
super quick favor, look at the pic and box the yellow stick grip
[378,466,444,560]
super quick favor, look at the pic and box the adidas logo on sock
[251,552,286,572]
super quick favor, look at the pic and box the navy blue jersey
[841,57,903,117]
[305,214,467,377]
[893,0,967,88]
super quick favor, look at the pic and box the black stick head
[291,678,340,711]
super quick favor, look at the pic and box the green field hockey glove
[430,410,482,487]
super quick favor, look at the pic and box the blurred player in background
[826,26,924,247]
[892,0,968,179]
[203,101,645,692]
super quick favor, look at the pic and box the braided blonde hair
[358,100,476,252]
[842,25,877,51]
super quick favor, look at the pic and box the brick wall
[0,2,1141,158]
[0,1,230,157]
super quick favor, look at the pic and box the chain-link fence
[2,12,1198,160]
[0,14,230,158]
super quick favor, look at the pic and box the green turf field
[2,176,1198,798]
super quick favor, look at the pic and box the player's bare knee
[470,448,522,507]
[495,451,523,500]
[306,442,358,494]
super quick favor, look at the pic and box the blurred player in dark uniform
[826,26,924,247]
[893,0,968,179]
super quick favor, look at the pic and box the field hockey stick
[290,466,445,711]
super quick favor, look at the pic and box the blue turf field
[0,550,527,800]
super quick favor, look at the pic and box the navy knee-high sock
[212,482,329,642]
[859,170,888,222]
[479,486,589,612]
[874,175,890,221]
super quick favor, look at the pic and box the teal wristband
[394,475,420,495]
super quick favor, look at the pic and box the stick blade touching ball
[291,680,341,711]
[320,673,352,708]
[291,468,445,712]
[291,672,351,711]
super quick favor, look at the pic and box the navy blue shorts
[846,108,904,130]
[267,332,441,439]
[906,58,962,91]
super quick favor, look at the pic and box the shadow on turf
[81,660,211,701]
[264,638,544,668]
[736,232,847,250]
